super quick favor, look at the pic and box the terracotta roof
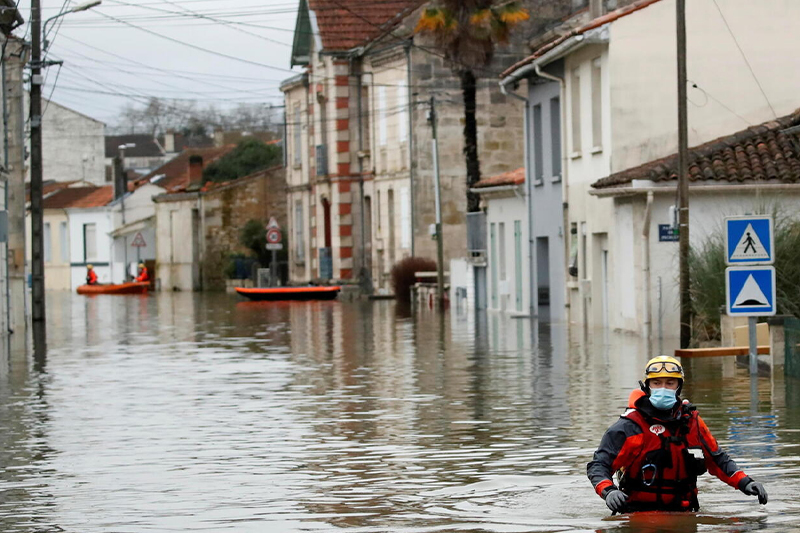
[42,186,114,209]
[501,0,663,79]
[309,0,423,51]
[138,145,237,192]
[26,180,81,203]
[592,109,800,189]
[474,167,525,189]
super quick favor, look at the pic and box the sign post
[265,217,283,287]
[724,215,775,375]
[131,231,147,266]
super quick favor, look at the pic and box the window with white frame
[378,86,387,146]
[294,200,305,262]
[400,187,411,249]
[570,67,581,154]
[533,103,543,184]
[60,222,69,262]
[83,223,97,262]
[44,222,51,263]
[397,83,408,143]
[550,96,562,179]
[499,222,506,281]
[293,105,302,167]
[591,57,603,151]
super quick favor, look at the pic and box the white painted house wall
[484,191,529,314]
[109,183,161,283]
[66,208,113,289]
[33,99,105,186]
[608,0,800,174]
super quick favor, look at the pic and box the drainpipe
[642,191,654,355]
[534,64,569,316]
[500,80,536,318]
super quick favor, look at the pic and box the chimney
[164,130,175,153]
[113,156,125,200]
[188,155,204,184]
[590,0,604,18]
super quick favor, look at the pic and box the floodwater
[1,292,799,533]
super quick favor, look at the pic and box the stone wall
[408,43,527,267]
[201,166,287,290]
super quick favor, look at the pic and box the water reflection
[0,292,795,532]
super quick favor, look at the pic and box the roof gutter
[499,25,610,88]
[590,182,800,198]
[470,184,524,195]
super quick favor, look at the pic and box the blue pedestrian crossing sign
[725,266,776,316]
[725,216,773,265]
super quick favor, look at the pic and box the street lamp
[117,143,135,280]
[29,0,103,347]
[43,1,102,50]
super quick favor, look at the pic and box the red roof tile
[309,0,423,51]
[138,145,237,192]
[592,109,800,189]
[501,0,663,79]
[474,167,525,189]
[42,186,114,209]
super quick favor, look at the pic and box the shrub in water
[391,257,437,303]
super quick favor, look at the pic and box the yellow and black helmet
[640,355,684,394]
[644,355,684,380]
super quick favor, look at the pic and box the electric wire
[711,0,777,119]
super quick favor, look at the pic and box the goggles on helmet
[646,361,682,375]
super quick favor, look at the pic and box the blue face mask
[649,387,677,410]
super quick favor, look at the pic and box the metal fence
[786,316,800,379]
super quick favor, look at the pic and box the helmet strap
[639,380,649,394]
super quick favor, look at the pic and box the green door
[490,223,497,309]
[514,221,523,312]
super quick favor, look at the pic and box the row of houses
[469,0,800,340]
[280,0,800,341]
[31,144,286,293]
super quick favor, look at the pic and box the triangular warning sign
[733,274,770,308]
[730,224,769,261]
[131,232,147,247]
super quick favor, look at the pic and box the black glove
[604,489,628,513]
[742,481,768,505]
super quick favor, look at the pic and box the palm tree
[416,1,530,212]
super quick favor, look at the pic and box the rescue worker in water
[135,263,149,283]
[86,265,98,285]
[587,355,768,513]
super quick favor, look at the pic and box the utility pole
[677,0,691,349]
[29,0,45,338]
[429,96,445,307]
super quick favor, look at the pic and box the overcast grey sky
[18,0,300,127]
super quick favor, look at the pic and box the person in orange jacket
[86,264,98,285]
[588,355,768,513]
[135,263,149,283]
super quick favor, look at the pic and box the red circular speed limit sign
[266,227,282,244]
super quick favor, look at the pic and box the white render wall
[155,199,198,291]
[484,190,529,314]
[35,99,105,186]
[66,208,113,289]
[608,0,800,174]
[613,188,800,344]
[564,44,615,329]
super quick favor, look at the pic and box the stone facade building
[153,159,286,292]
[282,0,531,293]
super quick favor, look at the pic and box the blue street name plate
[725,216,773,265]
[725,266,776,316]
[658,224,679,242]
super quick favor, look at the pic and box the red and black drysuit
[86,269,98,285]
[587,392,754,513]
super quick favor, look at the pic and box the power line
[711,0,777,119]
